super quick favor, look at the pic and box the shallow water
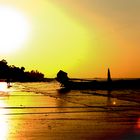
[0,82,140,140]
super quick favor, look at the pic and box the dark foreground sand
[0,82,140,140]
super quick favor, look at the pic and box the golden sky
[0,0,140,78]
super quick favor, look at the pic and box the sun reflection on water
[0,100,9,140]
[112,100,116,105]
[0,82,8,92]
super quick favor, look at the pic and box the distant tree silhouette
[0,59,9,79]
[25,70,44,82]
[0,59,45,82]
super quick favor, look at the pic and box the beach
[0,82,140,140]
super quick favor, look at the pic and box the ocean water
[2,81,140,109]
[0,81,140,140]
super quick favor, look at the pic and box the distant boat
[56,70,140,90]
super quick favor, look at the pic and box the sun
[0,5,31,54]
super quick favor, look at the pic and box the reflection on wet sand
[106,90,117,107]
[0,100,9,140]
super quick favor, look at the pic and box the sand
[0,82,140,140]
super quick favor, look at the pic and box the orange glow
[137,118,140,129]
[112,101,116,105]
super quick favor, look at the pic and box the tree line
[0,59,45,82]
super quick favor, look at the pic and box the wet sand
[0,82,140,140]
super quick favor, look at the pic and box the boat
[56,70,140,90]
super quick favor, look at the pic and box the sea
[0,81,140,140]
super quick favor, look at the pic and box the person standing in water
[6,78,11,88]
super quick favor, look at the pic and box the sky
[0,0,140,78]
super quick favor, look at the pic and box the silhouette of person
[6,78,11,88]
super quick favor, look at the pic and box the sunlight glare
[0,101,8,140]
[0,82,8,92]
[0,5,31,54]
